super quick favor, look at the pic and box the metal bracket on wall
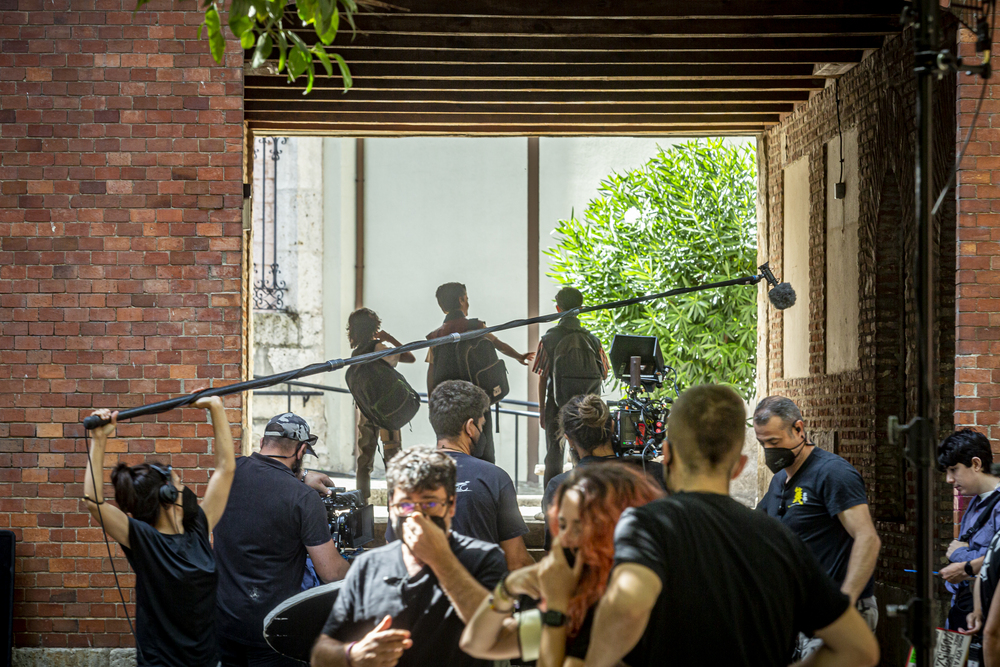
[253,137,289,311]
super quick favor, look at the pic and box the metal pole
[910,1,938,663]
[514,416,520,491]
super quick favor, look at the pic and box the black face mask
[764,440,805,474]
[181,485,198,519]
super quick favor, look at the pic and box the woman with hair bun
[83,397,236,667]
[460,463,663,666]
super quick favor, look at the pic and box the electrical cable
[835,78,845,185]
[82,436,141,661]
[933,0,994,216]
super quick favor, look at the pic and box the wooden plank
[359,0,903,19]
[343,15,899,37]
[243,82,812,103]
[245,75,827,91]
[305,33,887,52]
[244,110,780,124]
[245,121,770,135]
[275,62,820,79]
[310,47,865,65]
[244,100,794,115]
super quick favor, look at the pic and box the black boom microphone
[82,263,787,431]
[758,263,797,310]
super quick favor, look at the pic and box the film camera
[322,488,374,560]
[607,335,671,460]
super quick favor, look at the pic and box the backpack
[431,319,509,404]
[345,341,421,430]
[551,330,603,407]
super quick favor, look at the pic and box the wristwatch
[965,561,975,577]
[540,610,568,627]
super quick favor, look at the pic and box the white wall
[783,156,811,379]
[362,137,530,479]
[826,128,860,373]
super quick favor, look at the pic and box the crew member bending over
[83,399,236,667]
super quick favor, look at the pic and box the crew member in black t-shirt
[83,399,236,667]
[426,282,534,463]
[580,384,879,667]
[532,286,609,489]
[540,394,665,549]
[213,413,350,666]
[754,395,882,659]
[311,446,508,667]
[385,380,533,570]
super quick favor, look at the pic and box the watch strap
[965,561,975,576]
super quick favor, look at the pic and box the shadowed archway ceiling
[243,0,903,136]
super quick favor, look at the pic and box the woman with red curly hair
[460,463,662,666]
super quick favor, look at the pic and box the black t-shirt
[565,606,596,659]
[213,453,333,645]
[386,450,528,545]
[122,493,218,667]
[322,532,507,667]
[757,447,874,599]
[615,493,849,667]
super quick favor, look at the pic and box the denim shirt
[947,489,1000,596]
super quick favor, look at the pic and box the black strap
[960,489,1000,542]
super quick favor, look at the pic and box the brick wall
[760,28,957,665]
[0,0,244,649]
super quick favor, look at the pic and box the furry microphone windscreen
[768,282,797,310]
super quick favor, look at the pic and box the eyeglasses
[391,501,448,515]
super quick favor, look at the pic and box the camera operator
[579,385,879,667]
[540,394,665,549]
[754,396,881,658]
[214,413,350,666]
[310,446,508,667]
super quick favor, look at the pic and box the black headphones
[147,464,179,505]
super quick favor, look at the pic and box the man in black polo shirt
[311,447,507,667]
[754,395,882,660]
[577,384,879,667]
[384,380,533,571]
[532,287,608,490]
[214,413,350,666]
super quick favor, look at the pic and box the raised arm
[83,409,131,548]
[486,333,534,366]
[377,330,416,364]
[197,396,237,532]
[459,582,522,660]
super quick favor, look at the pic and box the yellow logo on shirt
[790,487,808,507]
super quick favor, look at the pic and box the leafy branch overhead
[138,0,357,94]
[545,139,759,399]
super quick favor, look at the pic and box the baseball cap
[264,413,319,457]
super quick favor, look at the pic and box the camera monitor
[608,334,665,385]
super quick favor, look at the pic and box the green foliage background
[545,138,758,399]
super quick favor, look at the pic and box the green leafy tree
[545,138,758,398]
[140,0,359,94]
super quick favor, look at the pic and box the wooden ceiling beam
[342,15,899,37]
[244,100,794,114]
[242,82,812,103]
[246,122,770,135]
[290,33,887,51]
[245,75,827,92]
[359,0,903,19]
[304,48,865,65]
[243,110,782,124]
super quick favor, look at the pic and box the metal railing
[253,378,540,488]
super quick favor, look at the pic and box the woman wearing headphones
[83,397,236,667]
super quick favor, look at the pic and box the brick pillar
[0,0,244,649]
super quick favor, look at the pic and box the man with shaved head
[575,385,879,667]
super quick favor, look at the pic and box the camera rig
[322,487,375,561]
[607,335,670,460]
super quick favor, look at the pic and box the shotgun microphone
[758,262,797,311]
